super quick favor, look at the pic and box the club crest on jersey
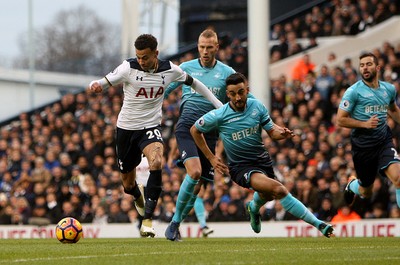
[342,100,350,109]
[244,172,249,182]
[251,109,258,118]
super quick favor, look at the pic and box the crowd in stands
[1,0,400,226]
[269,0,399,63]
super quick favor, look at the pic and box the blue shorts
[175,123,217,182]
[353,140,400,187]
[115,126,163,173]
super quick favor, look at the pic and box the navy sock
[144,170,162,220]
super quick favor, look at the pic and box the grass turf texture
[0,237,398,265]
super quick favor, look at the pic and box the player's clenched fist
[89,81,103,93]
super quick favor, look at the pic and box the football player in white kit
[89,34,222,237]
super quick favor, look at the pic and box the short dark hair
[226,72,247,86]
[134,34,158,51]
[359,52,378,65]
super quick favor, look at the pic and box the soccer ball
[55,217,83,243]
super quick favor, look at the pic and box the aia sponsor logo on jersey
[136,87,165,98]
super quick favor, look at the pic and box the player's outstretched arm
[190,78,223,108]
[89,61,128,94]
[88,80,104,93]
[88,76,115,93]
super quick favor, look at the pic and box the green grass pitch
[0,237,399,265]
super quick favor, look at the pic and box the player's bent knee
[146,152,163,169]
[186,166,202,179]
[149,158,162,170]
[271,184,288,199]
[189,171,202,180]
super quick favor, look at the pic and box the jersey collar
[198,58,217,69]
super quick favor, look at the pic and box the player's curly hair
[135,34,158,51]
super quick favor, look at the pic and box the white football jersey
[105,59,188,130]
